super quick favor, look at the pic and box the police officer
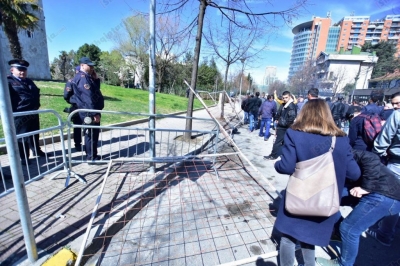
[64,66,83,151]
[7,59,46,164]
[68,57,104,162]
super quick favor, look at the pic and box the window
[26,30,34,38]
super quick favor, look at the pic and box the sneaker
[259,135,264,137]
[315,257,340,265]
[366,228,391,246]
[264,137,269,141]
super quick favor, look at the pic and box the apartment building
[336,15,400,55]
[289,14,400,79]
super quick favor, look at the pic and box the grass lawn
[0,81,213,139]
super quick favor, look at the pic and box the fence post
[0,41,37,261]
[148,0,156,173]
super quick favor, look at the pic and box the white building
[315,46,378,93]
[0,0,51,79]
[263,66,277,86]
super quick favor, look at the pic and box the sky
[42,0,400,85]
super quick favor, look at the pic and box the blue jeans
[244,112,249,124]
[249,113,256,131]
[339,193,400,266]
[259,118,272,138]
[376,163,400,241]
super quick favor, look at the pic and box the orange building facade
[289,14,400,79]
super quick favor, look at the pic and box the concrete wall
[0,0,51,80]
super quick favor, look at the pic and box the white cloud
[266,45,292,53]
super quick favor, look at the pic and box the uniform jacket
[274,129,360,246]
[7,75,40,112]
[275,101,296,128]
[374,110,400,163]
[258,100,276,119]
[352,149,400,201]
[69,71,104,117]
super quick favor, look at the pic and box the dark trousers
[15,114,41,160]
[270,127,287,158]
[72,115,82,147]
[84,123,100,160]
[280,234,315,266]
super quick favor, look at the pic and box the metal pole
[0,38,37,261]
[148,0,156,173]
[239,59,245,122]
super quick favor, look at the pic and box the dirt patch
[174,134,205,144]
[250,245,262,255]
[225,200,252,216]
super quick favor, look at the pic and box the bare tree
[159,0,308,139]
[155,15,190,93]
[267,80,288,96]
[317,65,348,97]
[288,59,317,96]
[204,17,268,118]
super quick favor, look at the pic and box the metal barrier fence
[1,109,220,196]
[0,109,69,197]
[65,109,220,184]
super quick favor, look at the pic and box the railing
[0,109,68,198]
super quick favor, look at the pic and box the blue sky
[42,0,400,85]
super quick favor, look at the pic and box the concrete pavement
[0,102,399,265]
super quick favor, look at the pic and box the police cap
[75,66,80,71]
[79,57,95,66]
[8,59,29,69]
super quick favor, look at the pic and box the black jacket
[246,96,262,115]
[330,101,346,120]
[7,75,40,112]
[352,149,400,201]
[275,102,296,128]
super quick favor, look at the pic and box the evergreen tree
[361,41,399,78]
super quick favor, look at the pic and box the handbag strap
[330,136,336,152]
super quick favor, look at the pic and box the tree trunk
[221,63,230,119]
[184,0,207,140]
[3,18,23,58]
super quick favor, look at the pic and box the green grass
[0,81,212,139]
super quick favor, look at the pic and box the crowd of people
[6,57,104,165]
[241,88,400,265]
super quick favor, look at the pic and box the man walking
[258,95,276,141]
[330,96,346,128]
[246,92,262,132]
[264,91,296,160]
[7,59,46,164]
[68,57,104,163]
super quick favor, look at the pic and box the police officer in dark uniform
[330,96,346,128]
[68,57,104,162]
[63,66,83,151]
[7,59,46,164]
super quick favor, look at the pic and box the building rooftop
[370,69,400,82]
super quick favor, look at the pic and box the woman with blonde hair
[273,99,361,266]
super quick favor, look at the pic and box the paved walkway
[0,102,399,266]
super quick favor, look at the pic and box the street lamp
[239,58,246,97]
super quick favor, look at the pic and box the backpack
[358,113,382,145]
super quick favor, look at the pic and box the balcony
[352,24,362,28]
[368,24,376,28]
[388,35,399,40]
